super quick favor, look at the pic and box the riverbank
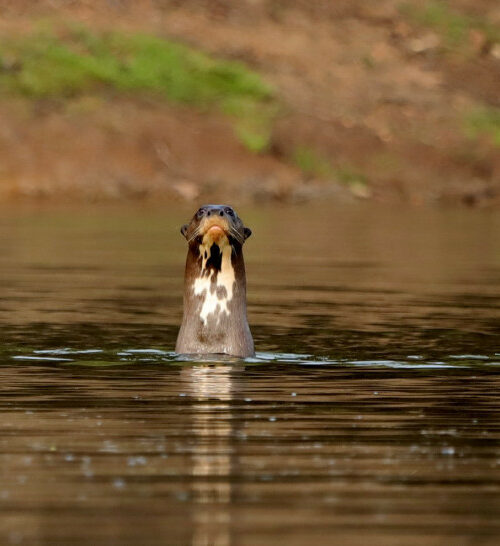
[0,1,499,206]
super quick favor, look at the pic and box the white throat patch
[193,242,235,325]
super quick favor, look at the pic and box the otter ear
[244,227,252,240]
[180,224,189,239]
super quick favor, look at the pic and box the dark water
[1,203,499,545]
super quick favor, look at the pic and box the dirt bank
[0,1,499,206]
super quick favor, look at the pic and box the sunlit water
[1,203,499,545]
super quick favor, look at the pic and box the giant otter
[175,205,254,357]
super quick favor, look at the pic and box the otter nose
[198,205,234,219]
[204,207,226,217]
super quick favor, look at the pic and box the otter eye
[224,207,234,217]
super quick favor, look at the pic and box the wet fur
[175,205,254,357]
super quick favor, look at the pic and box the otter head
[176,204,254,357]
[181,204,251,255]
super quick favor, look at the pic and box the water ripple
[7,348,498,369]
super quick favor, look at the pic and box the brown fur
[175,205,254,357]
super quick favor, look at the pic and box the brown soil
[0,0,499,206]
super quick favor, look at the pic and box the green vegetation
[224,98,279,153]
[292,147,334,179]
[464,107,500,147]
[335,165,371,198]
[236,125,271,154]
[292,147,371,197]
[336,165,368,187]
[361,54,376,70]
[0,23,276,151]
[401,0,499,51]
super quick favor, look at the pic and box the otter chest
[192,244,235,325]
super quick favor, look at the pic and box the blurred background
[0,0,499,207]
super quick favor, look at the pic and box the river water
[1,203,499,545]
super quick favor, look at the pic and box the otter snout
[180,204,252,246]
[206,225,226,243]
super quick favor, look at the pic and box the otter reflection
[180,364,241,546]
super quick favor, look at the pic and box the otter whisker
[187,227,203,243]
[228,227,244,244]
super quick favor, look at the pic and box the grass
[0,23,276,151]
[401,0,499,52]
[292,147,335,179]
[335,165,371,198]
[336,165,368,187]
[292,146,371,197]
[464,107,500,147]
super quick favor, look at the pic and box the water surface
[0,203,499,545]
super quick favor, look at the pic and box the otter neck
[175,240,254,357]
